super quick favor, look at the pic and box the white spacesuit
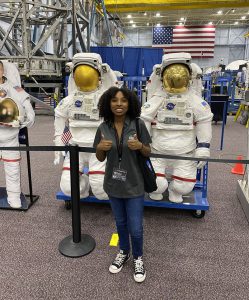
[54,53,117,200]
[244,63,249,90]
[0,60,35,208]
[141,52,213,203]
[190,62,203,98]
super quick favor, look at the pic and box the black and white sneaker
[109,250,130,274]
[133,256,146,283]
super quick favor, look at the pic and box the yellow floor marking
[109,233,119,246]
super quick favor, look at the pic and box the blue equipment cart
[56,164,209,218]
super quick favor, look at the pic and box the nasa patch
[166,103,175,110]
[75,100,82,107]
[201,101,207,106]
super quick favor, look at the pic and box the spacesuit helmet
[0,97,19,124]
[72,53,102,92]
[161,52,192,94]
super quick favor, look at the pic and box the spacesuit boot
[168,188,183,203]
[149,193,163,201]
[7,191,21,209]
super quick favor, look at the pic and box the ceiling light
[180,17,185,21]
[156,13,160,17]
[144,12,147,16]
[231,9,235,13]
[179,22,183,25]
[217,10,222,15]
[221,20,224,23]
[132,24,136,27]
[129,20,133,23]
[147,23,149,26]
[234,21,238,25]
[208,22,213,25]
[127,14,131,18]
[241,16,246,20]
[156,23,161,27]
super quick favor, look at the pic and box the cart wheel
[64,201,71,210]
[192,210,205,218]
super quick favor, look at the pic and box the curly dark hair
[98,86,141,122]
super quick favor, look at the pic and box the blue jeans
[109,195,144,258]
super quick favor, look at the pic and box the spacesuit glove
[195,147,210,169]
[54,151,62,165]
[20,119,34,129]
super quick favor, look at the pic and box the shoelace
[114,253,127,266]
[134,258,144,273]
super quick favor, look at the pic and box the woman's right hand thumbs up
[97,133,112,151]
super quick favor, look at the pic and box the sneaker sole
[109,256,130,274]
[134,271,146,283]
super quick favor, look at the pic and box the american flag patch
[61,126,72,145]
[14,86,24,92]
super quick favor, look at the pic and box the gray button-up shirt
[94,117,152,198]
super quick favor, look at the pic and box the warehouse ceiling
[104,0,249,28]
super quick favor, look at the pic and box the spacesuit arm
[20,98,35,128]
[53,97,71,145]
[195,121,212,169]
[53,98,70,165]
[141,95,164,133]
[53,114,67,165]
[193,96,213,168]
[54,115,67,146]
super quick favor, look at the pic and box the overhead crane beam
[105,0,246,4]
[104,0,249,12]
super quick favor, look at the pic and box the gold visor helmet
[161,52,192,94]
[72,53,103,92]
[0,97,19,124]
[74,65,100,92]
[162,64,190,93]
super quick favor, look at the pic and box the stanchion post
[70,144,81,243]
[59,145,96,257]
[24,127,34,202]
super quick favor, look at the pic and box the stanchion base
[59,234,96,257]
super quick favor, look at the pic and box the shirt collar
[108,115,132,128]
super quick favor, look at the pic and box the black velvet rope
[0,145,248,164]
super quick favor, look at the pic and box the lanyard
[114,126,125,166]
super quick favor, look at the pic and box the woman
[94,87,151,283]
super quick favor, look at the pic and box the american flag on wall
[152,25,215,58]
[61,126,72,145]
